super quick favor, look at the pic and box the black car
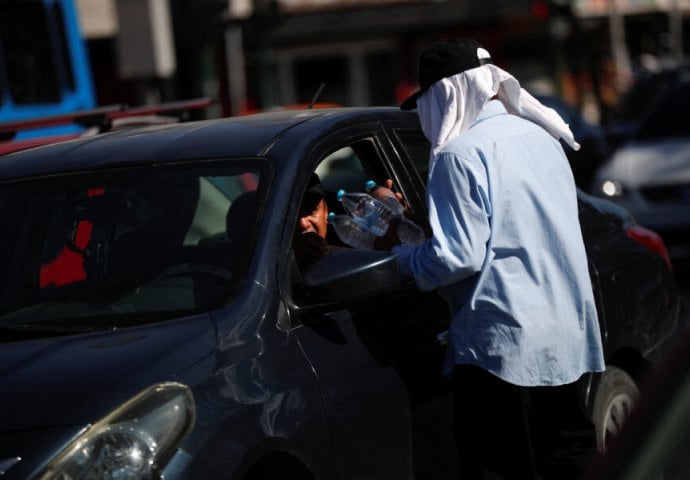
[591,79,690,272]
[0,107,681,479]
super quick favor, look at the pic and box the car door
[378,121,460,479]
[281,122,457,479]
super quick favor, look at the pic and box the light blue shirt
[393,100,605,386]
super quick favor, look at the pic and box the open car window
[315,139,389,195]
[395,130,431,184]
[0,161,268,335]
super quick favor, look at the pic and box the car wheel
[591,366,640,451]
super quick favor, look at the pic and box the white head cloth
[416,64,580,160]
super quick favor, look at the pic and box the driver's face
[297,197,328,239]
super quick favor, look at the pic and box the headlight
[600,180,624,197]
[34,382,195,480]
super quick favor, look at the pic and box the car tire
[591,366,640,451]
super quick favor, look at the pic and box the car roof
[0,107,412,180]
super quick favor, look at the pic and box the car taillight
[626,224,673,270]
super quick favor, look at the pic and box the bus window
[0,0,95,138]
[1,1,62,104]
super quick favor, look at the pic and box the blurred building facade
[75,0,689,122]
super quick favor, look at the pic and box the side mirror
[303,250,401,303]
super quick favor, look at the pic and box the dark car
[592,79,690,272]
[0,107,681,479]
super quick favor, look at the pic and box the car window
[301,139,386,249]
[395,130,431,184]
[0,162,267,333]
[291,135,399,275]
[316,145,368,194]
[315,138,390,195]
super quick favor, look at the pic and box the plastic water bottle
[336,189,392,237]
[364,180,425,245]
[328,212,375,249]
[396,218,425,245]
[365,180,404,216]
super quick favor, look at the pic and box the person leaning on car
[376,38,606,479]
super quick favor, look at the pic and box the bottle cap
[336,189,346,201]
[327,212,336,222]
[365,180,377,192]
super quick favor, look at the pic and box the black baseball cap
[305,173,325,198]
[299,173,326,215]
[400,38,493,111]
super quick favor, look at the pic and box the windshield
[0,161,266,336]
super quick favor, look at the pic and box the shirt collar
[476,99,508,122]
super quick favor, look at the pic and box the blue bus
[0,0,95,138]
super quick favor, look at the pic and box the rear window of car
[0,161,267,335]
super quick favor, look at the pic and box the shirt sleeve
[394,149,491,291]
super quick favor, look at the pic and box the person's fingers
[384,178,406,209]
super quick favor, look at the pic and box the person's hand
[293,232,328,266]
[383,179,407,209]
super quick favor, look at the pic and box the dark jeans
[452,364,599,480]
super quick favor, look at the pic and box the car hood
[600,138,690,187]
[0,315,216,432]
